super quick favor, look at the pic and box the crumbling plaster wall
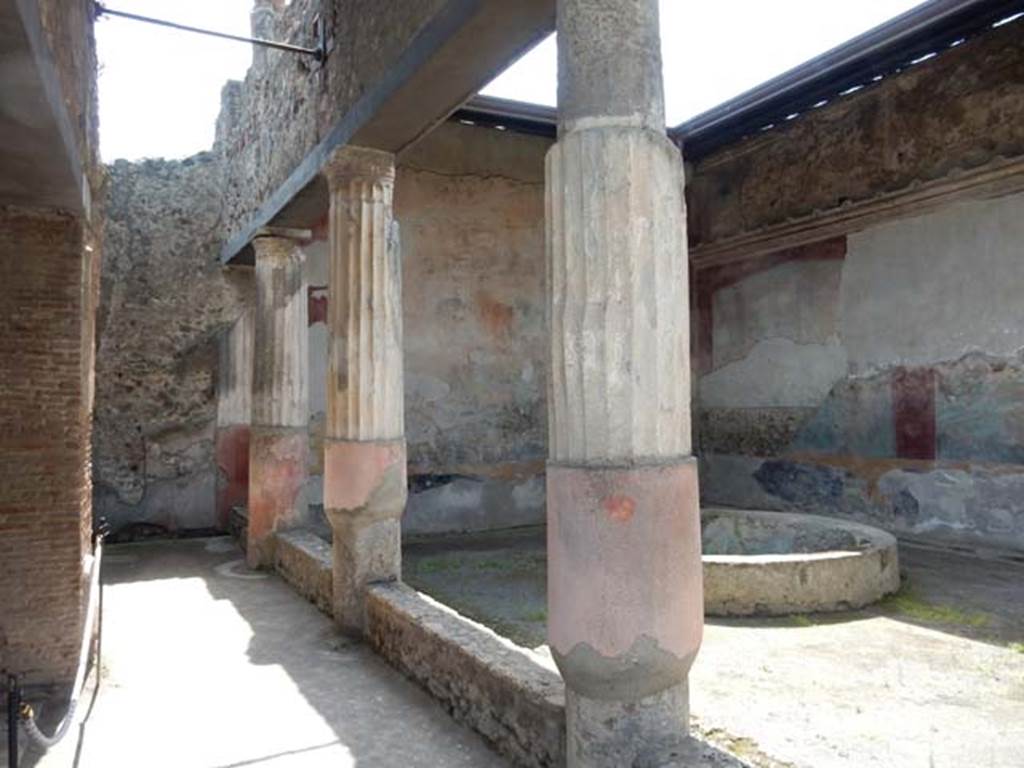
[397,122,549,534]
[302,121,550,535]
[98,119,549,537]
[98,5,1024,553]
[686,21,1024,251]
[94,157,252,535]
[215,0,449,237]
[698,195,1024,553]
[689,22,1024,553]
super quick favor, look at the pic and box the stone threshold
[266,525,754,768]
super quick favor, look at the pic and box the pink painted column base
[324,438,407,633]
[548,459,703,765]
[247,428,308,568]
[215,425,250,531]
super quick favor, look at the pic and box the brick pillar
[0,206,94,685]
[248,234,309,567]
[322,147,406,635]
[216,309,254,531]
[546,1,703,764]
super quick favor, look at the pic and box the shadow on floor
[19,538,505,768]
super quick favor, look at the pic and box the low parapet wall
[270,527,750,767]
[274,529,333,615]
[367,582,566,767]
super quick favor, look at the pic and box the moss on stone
[881,584,990,628]
[521,608,547,623]
[405,554,465,575]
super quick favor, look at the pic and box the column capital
[323,145,396,189]
[252,232,308,264]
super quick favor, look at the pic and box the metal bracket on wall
[94,2,326,63]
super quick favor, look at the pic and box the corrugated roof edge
[670,0,1024,159]
[454,0,1024,156]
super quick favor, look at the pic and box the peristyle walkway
[26,538,507,768]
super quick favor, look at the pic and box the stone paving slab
[13,537,508,768]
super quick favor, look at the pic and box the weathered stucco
[96,11,1024,558]
[98,119,550,538]
[215,0,449,238]
[94,157,252,535]
[398,122,549,533]
[841,193,1024,371]
[697,191,1024,553]
[687,21,1024,255]
[302,122,550,535]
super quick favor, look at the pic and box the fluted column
[322,146,406,634]
[216,309,254,531]
[248,234,309,567]
[546,1,703,765]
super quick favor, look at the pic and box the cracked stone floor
[8,538,508,768]
[404,527,1024,768]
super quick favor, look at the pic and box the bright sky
[97,0,927,162]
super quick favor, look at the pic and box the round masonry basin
[701,507,900,617]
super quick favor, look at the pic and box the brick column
[0,207,93,686]
[248,234,309,567]
[216,309,254,531]
[546,1,703,764]
[322,147,406,635]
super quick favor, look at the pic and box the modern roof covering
[454,0,1024,160]
[452,95,556,138]
[672,0,1024,158]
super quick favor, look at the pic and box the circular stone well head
[701,507,900,617]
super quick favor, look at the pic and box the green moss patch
[881,584,990,628]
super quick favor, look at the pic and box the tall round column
[546,1,703,764]
[322,146,406,635]
[216,309,254,531]
[248,235,309,568]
